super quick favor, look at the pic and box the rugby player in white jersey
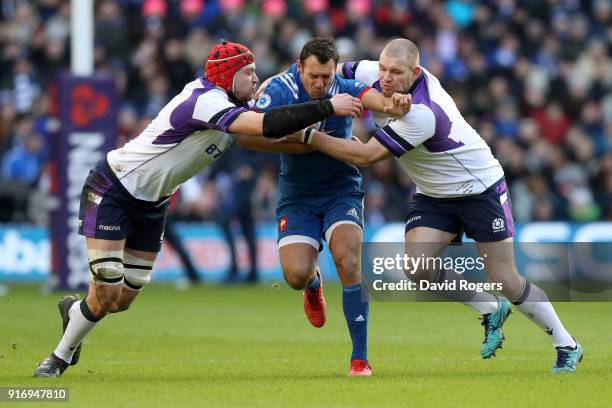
[275,38,583,373]
[34,41,366,377]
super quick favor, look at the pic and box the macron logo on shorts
[492,218,505,232]
[99,225,121,231]
[406,215,422,225]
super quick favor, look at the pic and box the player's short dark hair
[299,37,339,66]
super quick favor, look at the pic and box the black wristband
[262,99,334,138]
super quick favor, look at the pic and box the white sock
[513,280,575,348]
[465,293,500,315]
[435,270,499,315]
[54,300,100,363]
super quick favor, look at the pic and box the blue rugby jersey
[254,63,371,199]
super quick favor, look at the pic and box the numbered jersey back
[107,78,247,201]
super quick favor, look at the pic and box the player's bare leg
[404,227,455,283]
[404,227,507,358]
[476,238,524,299]
[35,238,126,377]
[404,227,499,311]
[329,224,362,287]
[108,286,139,313]
[279,243,319,290]
[328,223,371,376]
[477,238,582,372]
[279,243,327,327]
[405,226,456,245]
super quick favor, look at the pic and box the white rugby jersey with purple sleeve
[107,78,248,201]
[342,60,504,198]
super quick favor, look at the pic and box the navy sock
[305,269,321,291]
[342,283,369,361]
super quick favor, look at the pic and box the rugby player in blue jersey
[240,37,410,377]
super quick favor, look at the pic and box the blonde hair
[382,39,420,66]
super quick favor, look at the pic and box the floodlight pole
[71,0,94,75]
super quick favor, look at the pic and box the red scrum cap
[205,41,255,93]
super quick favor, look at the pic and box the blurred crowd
[0,0,611,226]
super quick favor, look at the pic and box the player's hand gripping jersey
[342,60,504,197]
[255,64,371,198]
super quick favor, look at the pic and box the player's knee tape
[122,252,154,291]
[88,249,124,285]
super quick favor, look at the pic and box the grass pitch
[1,283,611,407]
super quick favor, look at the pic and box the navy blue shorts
[405,178,515,242]
[78,160,169,252]
[276,192,365,250]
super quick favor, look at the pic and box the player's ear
[297,60,303,74]
[412,66,421,80]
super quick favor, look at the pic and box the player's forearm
[360,89,388,113]
[361,90,411,117]
[237,134,314,154]
[309,131,374,166]
[229,100,334,138]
